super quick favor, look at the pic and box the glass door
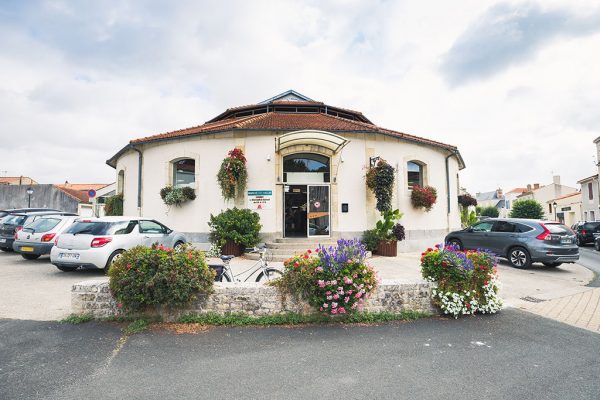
[307,185,330,237]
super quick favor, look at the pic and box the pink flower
[355,292,363,299]
[351,303,358,309]
[352,274,358,279]
[331,280,337,285]
[337,287,344,292]
[343,276,353,284]
[344,296,350,303]
[347,290,353,295]
[117,303,123,308]
[331,302,338,308]
[338,307,346,314]
[331,308,338,314]
[307,249,312,254]
[317,280,325,288]
[333,294,339,300]
[319,307,323,311]
[322,303,329,308]
[326,295,333,300]
[325,291,331,295]
[315,267,323,272]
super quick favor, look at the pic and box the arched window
[117,170,125,194]
[283,153,330,183]
[173,158,195,188]
[407,161,424,189]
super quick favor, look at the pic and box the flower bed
[420,244,502,318]
[274,239,379,315]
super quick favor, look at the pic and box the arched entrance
[283,153,330,237]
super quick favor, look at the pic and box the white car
[13,215,79,260]
[50,217,188,272]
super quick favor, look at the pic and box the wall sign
[247,190,273,210]
[561,206,571,211]
[341,203,349,213]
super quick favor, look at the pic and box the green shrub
[509,199,544,219]
[208,207,261,248]
[361,210,403,251]
[361,229,380,252]
[480,206,499,218]
[104,194,123,216]
[460,209,477,228]
[108,244,215,312]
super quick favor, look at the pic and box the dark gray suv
[445,218,579,269]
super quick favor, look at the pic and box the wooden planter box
[221,240,243,256]
[377,240,397,257]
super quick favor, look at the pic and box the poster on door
[247,190,273,210]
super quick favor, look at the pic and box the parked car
[50,217,187,272]
[0,208,60,223]
[570,221,600,246]
[12,215,79,259]
[0,210,77,252]
[445,218,579,269]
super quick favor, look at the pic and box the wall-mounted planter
[221,240,243,257]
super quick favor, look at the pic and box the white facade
[517,176,578,220]
[578,175,599,222]
[109,93,464,250]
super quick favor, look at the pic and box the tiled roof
[55,186,90,203]
[506,187,528,194]
[0,176,37,185]
[551,192,581,202]
[577,174,598,184]
[129,112,458,151]
[56,183,111,192]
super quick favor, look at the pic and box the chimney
[533,183,540,190]
[527,184,532,192]
[553,175,560,185]
[496,188,503,197]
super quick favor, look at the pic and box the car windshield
[65,221,135,236]
[2,215,27,226]
[546,223,571,234]
[23,218,61,233]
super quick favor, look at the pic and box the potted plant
[160,186,196,207]
[411,185,437,211]
[365,158,395,212]
[362,209,404,257]
[217,148,248,200]
[208,208,261,256]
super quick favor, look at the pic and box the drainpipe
[445,151,458,230]
[130,145,143,216]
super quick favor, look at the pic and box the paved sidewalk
[519,288,600,333]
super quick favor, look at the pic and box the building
[475,189,506,214]
[577,174,599,221]
[56,182,115,216]
[517,176,578,220]
[546,192,582,226]
[0,176,37,186]
[107,90,465,250]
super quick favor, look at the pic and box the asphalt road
[1,309,599,400]
[578,246,600,287]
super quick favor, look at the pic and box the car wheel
[595,241,600,252]
[21,253,40,260]
[542,262,562,267]
[56,265,76,272]
[174,241,185,250]
[576,236,582,246]
[104,250,124,274]
[447,239,463,250]
[508,247,531,269]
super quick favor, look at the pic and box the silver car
[445,218,579,269]
[50,217,188,272]
[13,215,79,260]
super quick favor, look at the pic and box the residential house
[546,192,582,226]
[517,176,578,220]
[0,176,37,186]
[577,174,599,221]
[56,182,115,216]
[475,189,506,215]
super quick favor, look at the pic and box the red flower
[304,255,309,259]
[484,280,488,285]
[307,249,312,253]
[294,261,299,267]
[466,303,471,308]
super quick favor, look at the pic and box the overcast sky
[1,0,599,193]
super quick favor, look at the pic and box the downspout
[130,145,143,216]
[445,151,458,231]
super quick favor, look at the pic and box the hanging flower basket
[217,148,248,200]
[365,159,395,212]
[411,185,437,211]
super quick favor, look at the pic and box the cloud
[441,2,600,86]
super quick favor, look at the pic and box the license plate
[59,253,80,260]
[561,238,572,244]
[0,238,5,243]
[20,246,34,252]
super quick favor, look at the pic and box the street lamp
[553,201,558,221]
[26,187,34,208]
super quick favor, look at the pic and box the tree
[509,199,544,219]
[480,206,499,218]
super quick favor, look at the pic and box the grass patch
[60,314,93,324]
[177,311,430,326]
[124,319,150,335]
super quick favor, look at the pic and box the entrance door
[284,185,307,237]
[308,185,330,237]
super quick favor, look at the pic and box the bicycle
[212,247,283,283]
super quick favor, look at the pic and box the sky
[0,0,599,194]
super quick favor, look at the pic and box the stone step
[273,237,339,244]
[263,242,331,250]
[262,248,311,256]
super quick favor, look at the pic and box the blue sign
[88,189,97,198]
[247,190,272,196]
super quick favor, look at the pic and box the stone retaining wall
[72,279,437,321]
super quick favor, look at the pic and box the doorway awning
[276,130,349,153]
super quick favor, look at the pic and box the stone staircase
[244,238,339,262]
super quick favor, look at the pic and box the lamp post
[553,201,558,222]
[26,187,34,208]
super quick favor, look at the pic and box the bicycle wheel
[219,270,232,282]
[255,268,283,282]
